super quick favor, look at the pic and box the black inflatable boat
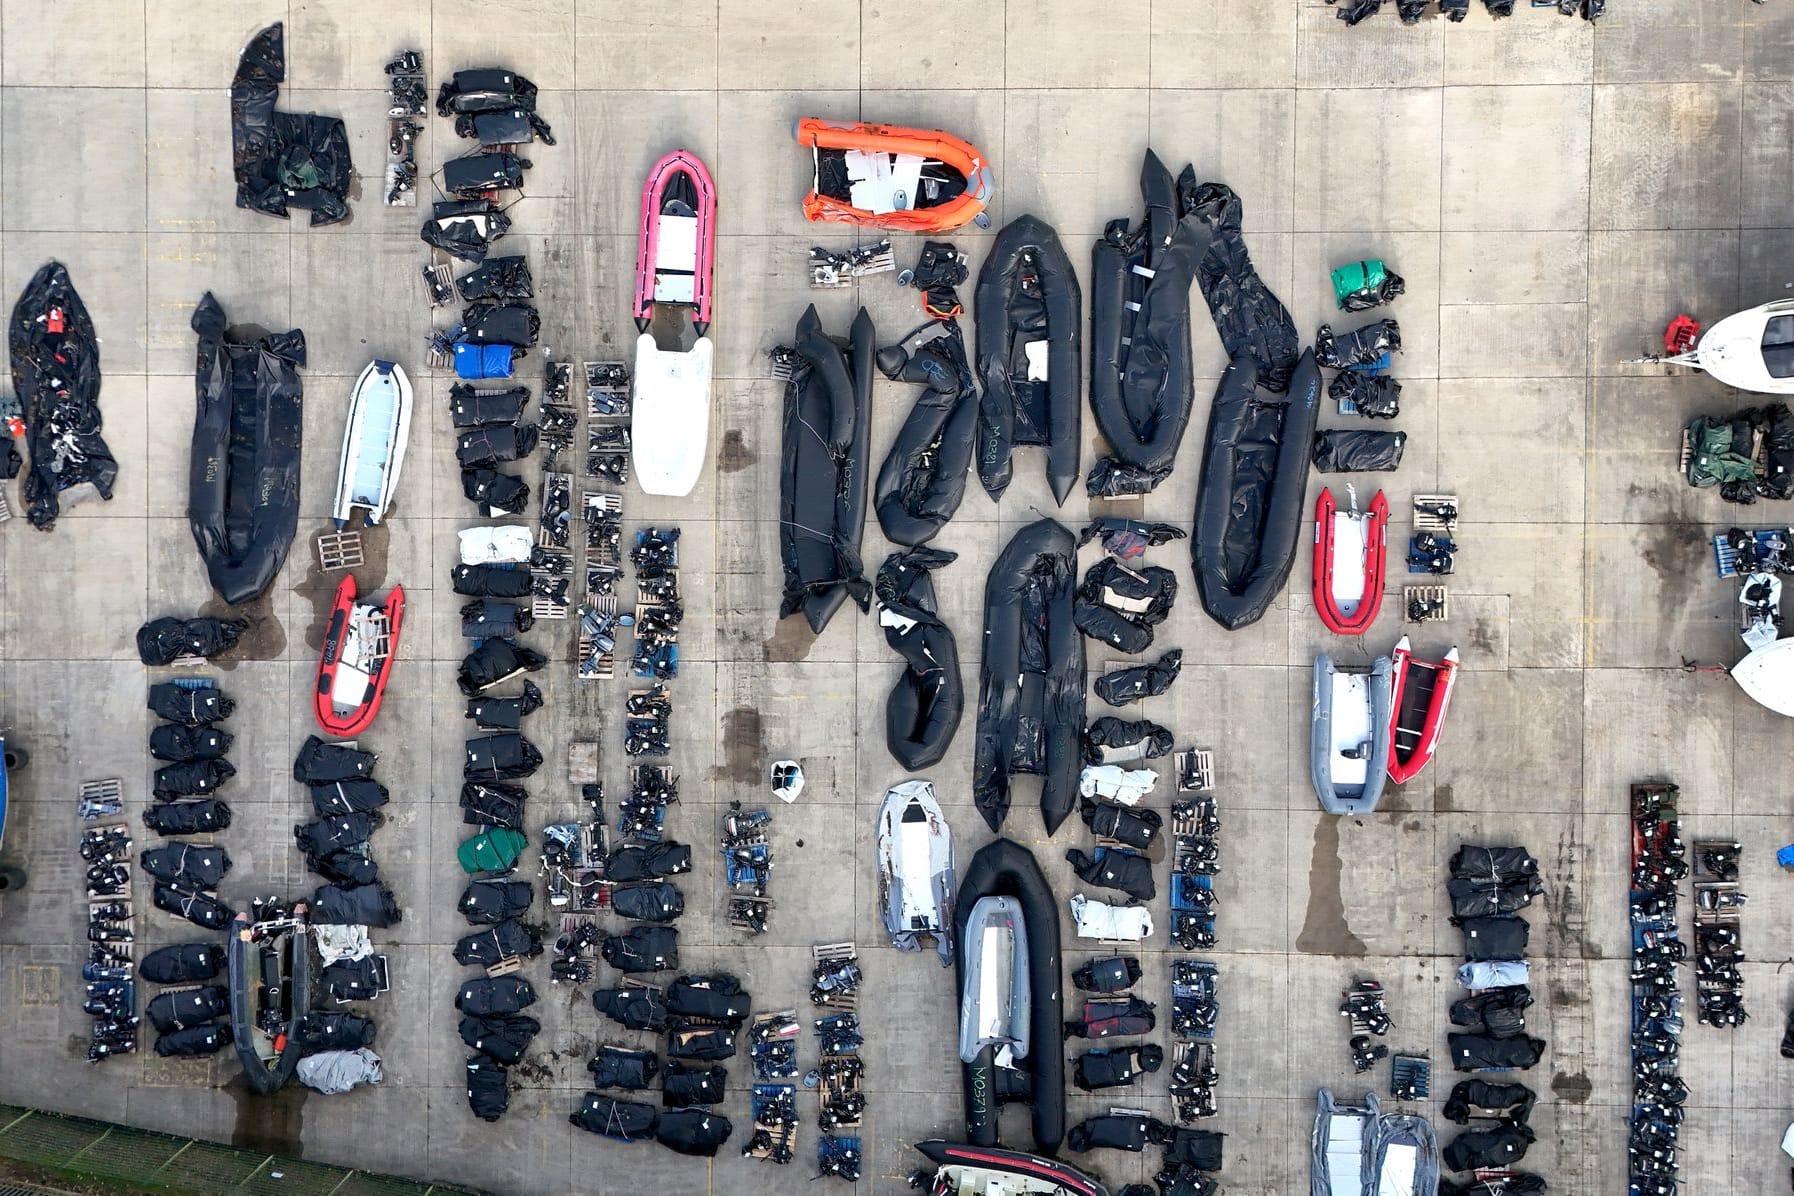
[189,292,305,605]
[776,305,874,633]
[971,519,1085,834]
[973,214,1082,505]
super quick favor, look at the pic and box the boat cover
[9,263,119,528]
[972,519,1085,833]
[1069,894,1154,941]
[148,724,232,762]
[1313,430,1406,473]
[231,24,352,225]
[459,1012,539,1064]
[974,214,1081,504]
[147,681,236,726]
[1094,649,1183,707]
[1192,352,1322,629]
[657,1109,732,1157]
[777,305,874,632]
[297,1048,383,1094]
[603,925,678,973]
[310,882,400,927]
[422,199,512,263]
[291,736,375,783]
[876,547,964,770]
[136,617,248,666]
[665,974,751,1024]
[874,320,978,544]
[143,799,232,836]
[141,942,226,984]
[188,292,305,605]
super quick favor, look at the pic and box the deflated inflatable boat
[1311,1089,1439,1196]
[189,292,305,606]
[795,118,993,233]
[974,214,1082,504]
[972,520,1085,833]
[876,547,964,770]
[875,319,978,545]
[1192,351,1322,630]
[776,305,874,633]
[954,839,1065,1155]
[1311,654,1393,815]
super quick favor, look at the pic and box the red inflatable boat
[313,574,405,737]
[1314,487,1388,635]
[1387,636,1459,784]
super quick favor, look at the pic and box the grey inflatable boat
[1311,654,1393,815]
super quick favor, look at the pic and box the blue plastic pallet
[1712,529,1786,578]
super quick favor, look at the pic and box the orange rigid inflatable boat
[794,118,994,232]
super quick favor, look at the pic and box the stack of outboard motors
[1628,784,1687,1196]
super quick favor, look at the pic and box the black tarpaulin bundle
[137,616,248,665]
[1329,370,1402,419]
[140,942,225,984]
[1074,558,1177,653]
[1455,914,1530,962]
[308,778,389,817]
[875,547,964,771]
[456,257,535,302]
[1448,845,1543,917]
[464,732,543,781]
[603,925,678,973]
[1312,429,1405,473]
[612,882,684,923]
[1315,320,1400,369]
[457,638,547,695]
[1188,179,1301,392]
[972,519,1085,833]
[1448,1032,1546,1071]
[592,986,670,1032]
[458,878,533,924]
[422,198,513,263]
[1191,352,1322,630]
[1332,0,1382,24]
[188,292,305,605]
[1441,1175,1548,1196]
[448,925,538,968]
[1095,648,1183,707]
[661,1062,726,1107]
[975,214,1082,504]
[466,1057,509,1122]
[1086,154,1206,498]
[452,563,533,598]
[230,24,352,225]
[1079,800,1162,851]
[436,68,555,145]
[147,680,236,725]
[873,320,978,545]
[1083,717,1173,765]
[466,680,543,729]
[1072,955,1142,993]
[146,985,228,1033]
[1449,985,1533,1038]
[143,799,232,836]
[450,384,531,428]
[295,1011,377,1055]
[1443,1121,1535,1172]
[459,1012,539,1064]
[460,598,532,639]
[605,841,691,882]
[461,302,540,348]
[656,1109,732,1157]
[148,724,232,762]
[668,1024,736,1060]
[665,974,751,1024]
[152,883,233,931]
[292,735,376,783]
[141,843,231,889]
[1066,848,1155,901]
[588,1045,658,1090]
[777,305,874,633]
[294,813,376,860]
[152,758,236,800]
[8,264,118,528]
[155,1023,233,1058]
[462,466,529,513]
[456,422,539,467]
[460,781,526,829]
[456,975,537,1017]
[314,851,377,887]
[311,882,401,926]
[1760,401,1794,499]
[1443,1078,1537,1124]
[1161,1127,1226,1172]
[1066,995,1157,1039]
[570,1093,656,1142]
[443,152,526,197]
[1067,1112,1166,1153]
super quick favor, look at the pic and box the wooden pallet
[810,943,859,1012]
[1175,748,1214,793]
[728,895,772,932]
[1412,493,1459,534]
[1403,584,1450,623]
[316,531,365,571]
[485,956,523,978]
[80,778,124,806]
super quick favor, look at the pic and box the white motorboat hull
[333,360,412,527]
[1686,300,1794,395]
[631,333,713,497]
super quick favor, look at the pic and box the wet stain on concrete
[1379,787,1412,814]
[1550,984,1587,1008]
[1469,618,1496,656]
[1296,817,1366,957]
[717,429,754,474]
[1640,524,1703,587]
[762,616,814,663]
[202,591,284,666]
[227,1075,307,1156]
[293,522,391,653]
[1434,783,1455,813]
[1551,1071,1593,1104]
[714,706,767,785]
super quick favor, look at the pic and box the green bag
[1331,259,1404,312]
[458,826,526,874]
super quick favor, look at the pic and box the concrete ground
[0,1,1791,1193]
